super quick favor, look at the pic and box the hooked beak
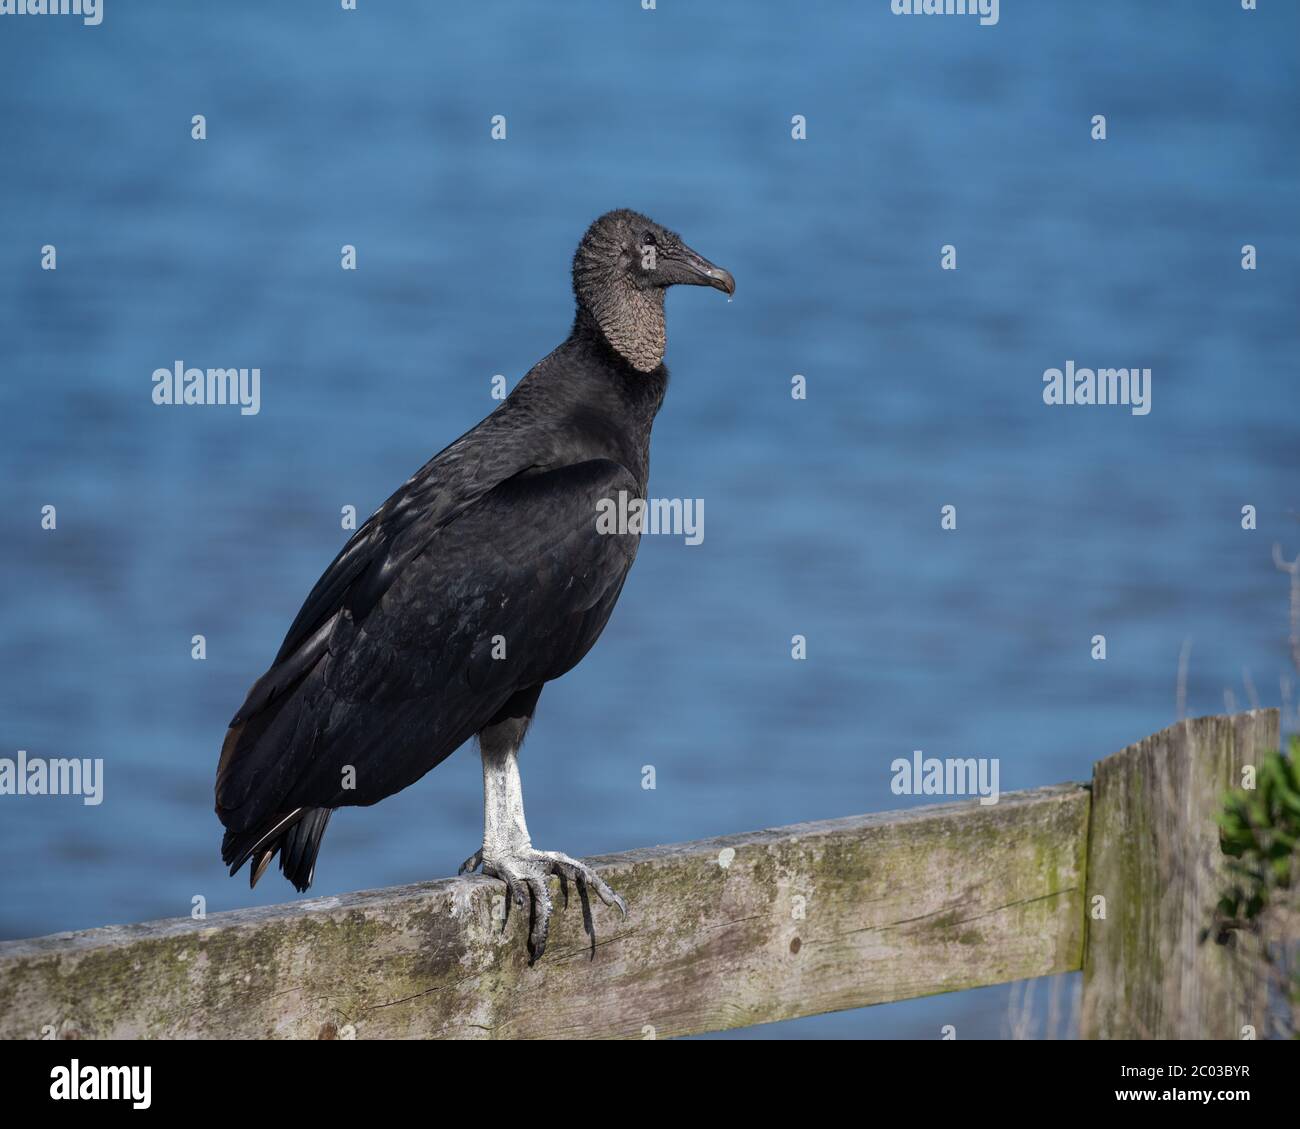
[681,245,736,296]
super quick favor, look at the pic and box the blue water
[1,1,1297,1039]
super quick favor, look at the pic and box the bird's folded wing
[217,457,642,824]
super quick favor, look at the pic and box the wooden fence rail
[0,710,1279,1039]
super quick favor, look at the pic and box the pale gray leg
[458,693,626,961]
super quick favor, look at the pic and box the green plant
[1206,736,1300,1037]
[1215,737,1300,926]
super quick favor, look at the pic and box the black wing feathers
[216,453,640,855]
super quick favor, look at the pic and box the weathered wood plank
[0,784,1089,1040]
[1080,709,1279,1039]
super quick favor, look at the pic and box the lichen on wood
[0,783,1089,1040]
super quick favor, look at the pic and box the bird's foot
[458,845,627,962]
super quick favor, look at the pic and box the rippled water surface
[1,1,1297,1038]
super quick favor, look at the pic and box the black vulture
[215,209,734,959]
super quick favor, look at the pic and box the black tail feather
[221,807,333,893]
[279,808,332,891]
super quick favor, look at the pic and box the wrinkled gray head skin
[573,209,735,373]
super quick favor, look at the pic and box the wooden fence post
[1080,709,1279,1038]
[0,712,1281,1039]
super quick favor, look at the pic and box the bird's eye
[642,232,657,247]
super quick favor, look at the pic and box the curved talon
[458,848,483,876]
[539,851,628,917]
[501,872,527,909]
[471,846,627,962]
[524,876,552,960]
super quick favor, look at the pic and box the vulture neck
[577,283,666,374]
